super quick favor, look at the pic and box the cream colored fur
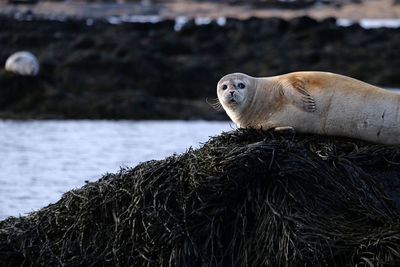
[217,71,400,145]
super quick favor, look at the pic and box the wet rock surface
[1,15,400,119]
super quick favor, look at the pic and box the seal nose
[230,91,235,96]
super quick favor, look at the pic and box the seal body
[217,71,400,145]
[5,51,39,76]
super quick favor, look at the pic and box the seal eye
[222,84,227,90]
[238,82,245,89]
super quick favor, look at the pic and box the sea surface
[0,120,233,220]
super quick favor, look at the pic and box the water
[337,18,400,29]
[0,120,233,220]
[95,16,400,31]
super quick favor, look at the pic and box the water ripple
[0,120,233,219]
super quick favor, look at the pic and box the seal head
[217,73,257,122]
[5,51,39,76]
[217,73,249,105]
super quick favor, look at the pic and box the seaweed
[1,128,400,266]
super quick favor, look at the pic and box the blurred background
[1,0,400,218]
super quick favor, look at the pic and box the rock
[1,129,400,266]
[5,51,40,76]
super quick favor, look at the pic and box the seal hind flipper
[282,78,316,112]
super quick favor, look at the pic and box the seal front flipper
[280,78,316,112]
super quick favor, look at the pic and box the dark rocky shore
[1,129,400,266]
[1,15,400,119]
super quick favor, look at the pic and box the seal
[217,71,400,145]
[5,51,39,76]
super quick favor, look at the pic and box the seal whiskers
[206,97,223,111]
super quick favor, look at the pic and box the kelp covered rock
[1,129,400,266]
[1,16,400,119]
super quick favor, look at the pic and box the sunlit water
[0,120,233,220]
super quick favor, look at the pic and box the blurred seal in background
[5,51,39,76]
